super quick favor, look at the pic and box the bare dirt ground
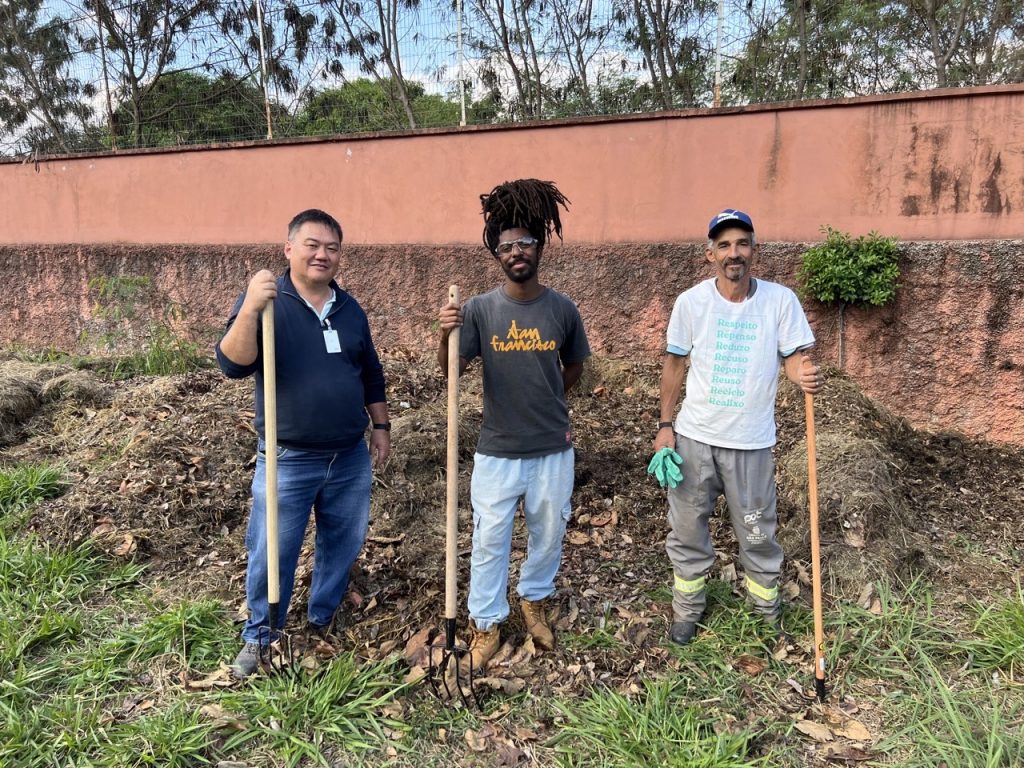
[2,353,1023,763]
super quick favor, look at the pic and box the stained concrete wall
[1,85,1022,246]
[1,240,1021,445]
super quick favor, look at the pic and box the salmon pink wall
[2,86,1022,445]
[1,85,1022,246]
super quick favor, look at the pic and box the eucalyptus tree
[894,0,1024,87]
[216,0,325,133]
[77,0,223,147]
[465,0,556,120]
[547,0,618,114]
[727,0,917,104]
[612,0,716,109]
[0,0,94,155]
[315,0,442,128]
[726,0,1022,105]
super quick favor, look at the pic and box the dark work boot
[230,642,262,678]
[669,620,700,646]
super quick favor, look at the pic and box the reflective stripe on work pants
[666,434,783,623]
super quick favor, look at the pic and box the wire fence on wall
[2,0,1022,157]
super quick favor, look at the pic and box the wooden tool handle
[445,285,460,621]
[805,390,826,701]
[262,301,280,609]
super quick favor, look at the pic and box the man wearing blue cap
[651,208,823,645]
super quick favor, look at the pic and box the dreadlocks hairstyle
[480,179,571,254]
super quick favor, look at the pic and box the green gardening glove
[647,447,684,489]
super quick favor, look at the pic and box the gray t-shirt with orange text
[460,286,591,458]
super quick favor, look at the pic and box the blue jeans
[242,440,371,643]
[468,449,574,630]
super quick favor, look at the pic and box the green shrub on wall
[797,227,901,368]
[798,227,901,306]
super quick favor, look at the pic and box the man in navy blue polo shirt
[217,208,390,677]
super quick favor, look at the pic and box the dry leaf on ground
[734,655,768,676]
[820,742,874,761]
[795,720,834,742]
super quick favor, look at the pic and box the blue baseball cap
[707,208,754,239]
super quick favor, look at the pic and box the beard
[722,259,747,280]
[502,258,537,283]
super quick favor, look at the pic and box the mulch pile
[3,353,1023,699]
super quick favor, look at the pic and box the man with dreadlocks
[437,178,591,673]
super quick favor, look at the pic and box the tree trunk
[379,0,416,128]
[795,0,808,98]
[838,302,846,371]
[631,0,668,110]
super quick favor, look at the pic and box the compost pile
[2,354,1023,697]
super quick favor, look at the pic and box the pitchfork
[427,285,480,707]
[258,299,294,670]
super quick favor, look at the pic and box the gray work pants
[666,434,783,623]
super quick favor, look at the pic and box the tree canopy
[295,78,463,134]
[1,0,1021,156]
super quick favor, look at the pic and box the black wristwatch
[658,421,674,430]
[372,422,391,432]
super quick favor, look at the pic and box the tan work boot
[459,621,500,676]
[520,598,555,651]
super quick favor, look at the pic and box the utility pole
[714,0,724,107]
[457,0,466,126]
[254,0,274,139]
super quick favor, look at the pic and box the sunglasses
[495,236,539,254]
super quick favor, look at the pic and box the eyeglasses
[496,236,539,255]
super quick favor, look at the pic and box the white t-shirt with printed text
[667,278,814,450]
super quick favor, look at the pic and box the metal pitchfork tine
[427,285,480,707]
[259,300,294,670]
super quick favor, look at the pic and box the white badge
[323,329,341,353]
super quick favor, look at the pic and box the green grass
[109,699,220,768]
[2,456,1024,767]
[0,534,107,672]
[8,345,77,365]
[562,601,626,650]
[0,463,67,532]
[810,577,1023,766]
[643,583,673,604]
[220,655,408,767]
[105,325,212,379]
[550,677,762,767]
[0,540,148,766]
[824,576,962,691]
[0,459,405,768]
[2,661,222,768]
[0,570,230,767]
[964,585,1024,678]
[10,327,212,381]
[562,625,624,650]
[0,462,127,677]
[880,658,1024,767]
[681,578,795,657]
[98,597,236,670]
